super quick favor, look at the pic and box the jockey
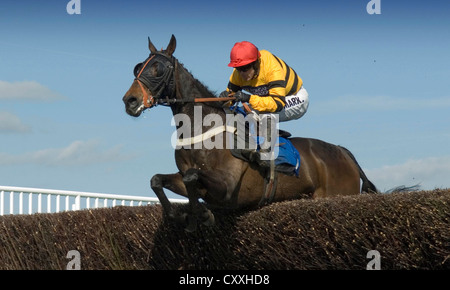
[220,41,309,122]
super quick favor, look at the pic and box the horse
[122,35,378,231]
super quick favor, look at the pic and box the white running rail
[0,185,187,216]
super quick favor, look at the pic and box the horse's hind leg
[151,172,187,219]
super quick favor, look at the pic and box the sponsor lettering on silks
[284,96,305,109]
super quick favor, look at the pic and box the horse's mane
[176,58,218,98]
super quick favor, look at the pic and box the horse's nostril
[123,95,144,117]
[126,96,138,107]
[128,97,137,106]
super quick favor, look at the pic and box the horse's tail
[385,184,421,194]
[339,146,378,194]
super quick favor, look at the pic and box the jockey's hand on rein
[219,90,236,107]
[219,90,230,99]
[234,91,251,103]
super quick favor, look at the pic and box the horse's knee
[150,174,163,189]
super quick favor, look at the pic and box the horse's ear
[148,37,157,54]
[166,34,176,56]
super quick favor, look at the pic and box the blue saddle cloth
[229,105,301,176]
[273,136,301,176]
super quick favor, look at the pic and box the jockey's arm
[248,92,285,113]
[247,57,287,113]
[226,83,285,113]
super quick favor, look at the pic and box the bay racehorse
[122,35,377,231]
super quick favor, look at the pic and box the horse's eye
[155,63,165,77]
[133,63,143,77]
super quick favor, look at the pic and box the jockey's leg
[278,86,309,122]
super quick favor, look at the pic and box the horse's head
[123,35,177,117]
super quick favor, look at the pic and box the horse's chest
[176,150,215,172]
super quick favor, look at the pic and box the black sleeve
[227,81,241,92]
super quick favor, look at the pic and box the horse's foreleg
[150,172,187,218]
[181,168,205,232]
[182,168,229,230]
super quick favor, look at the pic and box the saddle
[229,132,300,176]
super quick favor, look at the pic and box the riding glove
[234,91,251,103]
[219,90,230,99]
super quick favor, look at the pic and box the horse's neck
[171,66,226,133]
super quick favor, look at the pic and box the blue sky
[0,0,449,198]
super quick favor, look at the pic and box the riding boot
[254,150,270,169]
[241,149,270,169]
[240,149,258,163]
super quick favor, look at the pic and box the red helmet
[228,41,261,67]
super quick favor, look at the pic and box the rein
[153,95,237,106]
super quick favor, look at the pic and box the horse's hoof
[201,209,215,227]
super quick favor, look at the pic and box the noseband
[134,52,177,108]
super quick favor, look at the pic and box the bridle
[134,52,177,108]
[133,52,237,109]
